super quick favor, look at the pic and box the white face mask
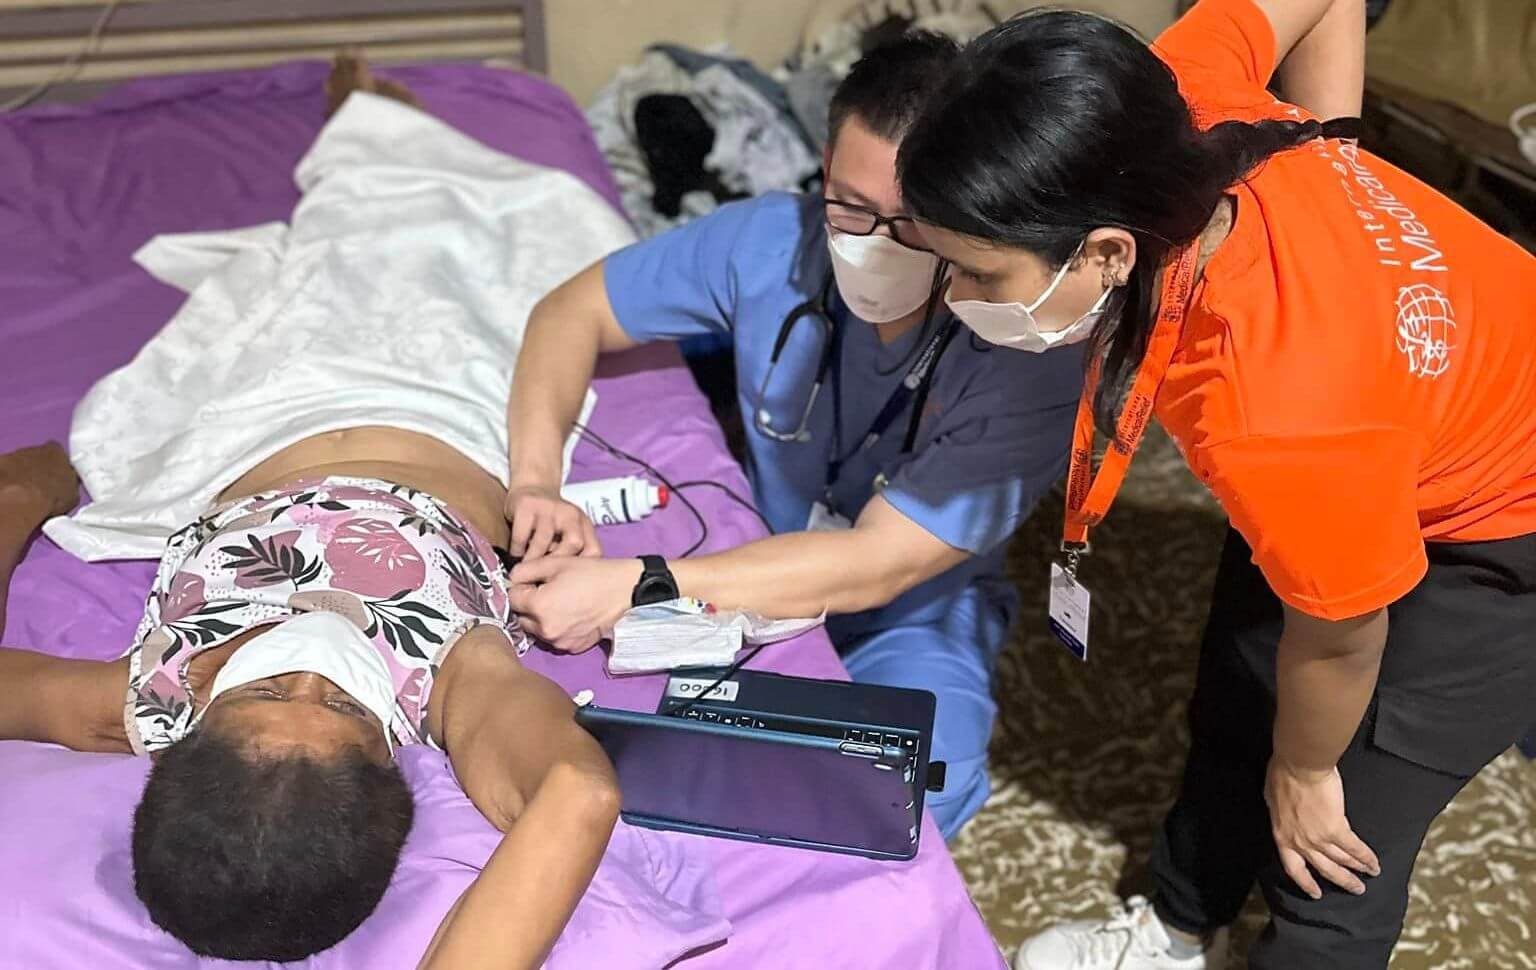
[827,230,941,324]
[945,244,1112,353]
[198,611,398,751]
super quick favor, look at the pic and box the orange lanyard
[1062,242,1200,562]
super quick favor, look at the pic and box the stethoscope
[753,265,968,494]
[753,272,841,444]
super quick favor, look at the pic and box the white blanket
[46,92,635,561]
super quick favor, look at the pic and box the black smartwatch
[631,555,679,606]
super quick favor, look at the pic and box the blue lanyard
[824,310,959,494]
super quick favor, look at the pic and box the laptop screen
[579,708,919,859]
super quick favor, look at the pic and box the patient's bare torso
[145,426,514,725]
[220,426,510,548]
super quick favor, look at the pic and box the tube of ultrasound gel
[561,476,669,525]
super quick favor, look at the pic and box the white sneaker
[1013,897,1228,970]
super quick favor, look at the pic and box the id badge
[807,500,853,532]
[1048,562,1091,661]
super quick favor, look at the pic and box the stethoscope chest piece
[756,405,814,443]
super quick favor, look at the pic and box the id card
[1048,562,1091,661]
[807,501,853,532]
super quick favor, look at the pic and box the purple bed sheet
[0,64,1002,969]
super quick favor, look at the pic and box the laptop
[575,668,945,861]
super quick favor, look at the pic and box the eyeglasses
[823,199,933,252]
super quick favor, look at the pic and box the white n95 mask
[827,230,940,324]
[945,245,1111,353]
[199,611,399,750]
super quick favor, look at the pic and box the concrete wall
[546,0,1181,107]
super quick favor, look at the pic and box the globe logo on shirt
[1394,283,1457,380]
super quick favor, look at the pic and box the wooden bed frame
[0,0,547,107]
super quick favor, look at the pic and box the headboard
[0,0,546,108]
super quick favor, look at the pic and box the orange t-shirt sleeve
[1199,429,1429,619]
[1153,0,1281,123]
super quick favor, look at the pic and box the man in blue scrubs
[502,34,1083,837]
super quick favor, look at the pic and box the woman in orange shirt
[897,1,1536,968]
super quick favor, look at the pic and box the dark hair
[828,30,962,147]
[899,10,1338,434]
[132,726,415,962]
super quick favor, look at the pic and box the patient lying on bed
[0,57,621,969]
[0,435,619,967]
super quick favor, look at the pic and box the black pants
[1150,528,1536,970]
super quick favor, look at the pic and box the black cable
[572,424,778,712]
[659,640,771,718]
[672,479,772,534]
[574,421,767,558]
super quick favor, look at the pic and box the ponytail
[1200,116,1361,199]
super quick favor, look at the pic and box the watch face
[635,576,678,606]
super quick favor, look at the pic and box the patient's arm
[0,443,132,753]
[504,261,639,560]
[419,628,620,970]
[0,649,131,752]
[506,495,970,653]
[0,442,79,635]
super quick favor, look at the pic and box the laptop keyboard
[663,705,919,754]
[841,728,917,752]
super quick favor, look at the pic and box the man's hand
[1264,757,1380,899]
[507,556,641,653]
[505,483,602,561]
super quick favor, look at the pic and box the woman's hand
[1264,757,1380,899]
[507,557,641,653]
[504,483,601,560]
